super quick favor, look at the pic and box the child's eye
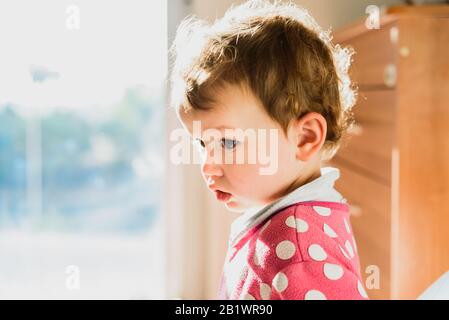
[221,138,239,150]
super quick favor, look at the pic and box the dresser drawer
[342,22,397,89]
[353,90,396,125]
[333,164,392,299]
[334,164,391,248]
[334,89,395,184]
[335,119,393,184]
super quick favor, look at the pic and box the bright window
[0,0,167,299]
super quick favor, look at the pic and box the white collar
[229,166,345,247]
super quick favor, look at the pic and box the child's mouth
[215,190,232,202]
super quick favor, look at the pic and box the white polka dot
[272,272,288,293]
[345,240,355,258]
[323,263,344,280]
[260,283,271,300]
[313,206,331,216]
[342,198,347,204]
[343,217,351,234]
[305,290,327,300]
[323,223,338,238]
[253,239,267,266]
[358,281,369,298]
[296,218,309,233]
[308,244,327,261]
[352,235,358,253]
[243,293,256,300]
[339,244,351,260]
[285,216,295,228]
[285,216,309,233]
[276,240,296,260]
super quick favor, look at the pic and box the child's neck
[243,166,322,215]
[282,167,322,198]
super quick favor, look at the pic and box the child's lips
[214,190,233,202]
[208,184,234,202]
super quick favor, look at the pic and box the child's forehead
[179,110,280,143]
[178,83,280,136]
[183,86,261,120]
[179,106,236,133]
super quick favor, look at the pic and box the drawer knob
[383,64,397,88]
[400,46,410,58]
[390,26,399,44]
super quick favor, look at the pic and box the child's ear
[290,112,327,161]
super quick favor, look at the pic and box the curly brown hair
[170,0,357,161]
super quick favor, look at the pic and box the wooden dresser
[325,6,449,299]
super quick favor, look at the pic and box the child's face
[178,84,321,213]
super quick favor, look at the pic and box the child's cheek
[238,164,276,196]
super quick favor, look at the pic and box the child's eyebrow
[193,126,241,144]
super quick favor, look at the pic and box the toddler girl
[170,0,369,300]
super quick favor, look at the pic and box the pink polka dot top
[217,168,370,300]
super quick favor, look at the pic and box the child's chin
[224,199,247,213]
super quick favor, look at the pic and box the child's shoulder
[266,200,350,222]
[250,200,358,271]
[255,200,351,243]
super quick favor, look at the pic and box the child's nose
[201,148,224,177]
[201,162,223,178]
